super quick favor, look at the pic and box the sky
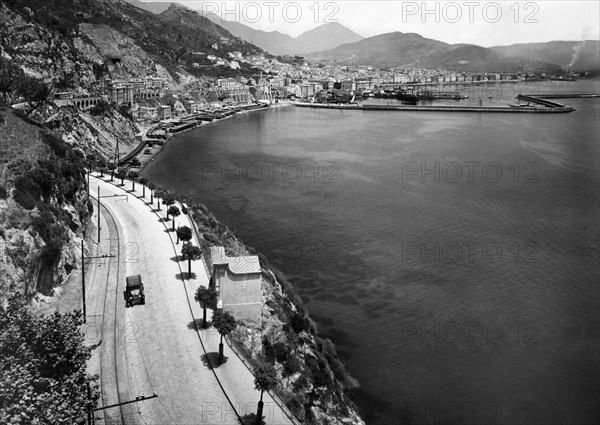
[162,0,600,46]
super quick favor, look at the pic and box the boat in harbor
[508,102,536,108]
[396,89,418,104]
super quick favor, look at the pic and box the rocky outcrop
[43,105,138,162]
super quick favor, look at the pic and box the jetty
[294,97,576,113]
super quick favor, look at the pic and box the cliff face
[0,110,91,302]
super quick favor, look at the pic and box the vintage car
[124,275,145,307]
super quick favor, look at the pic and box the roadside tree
[253,360,278,425]
[176,225,192,245]
[194,285,218,328]
[167,205,180,230]
[138,177,148,197]
[181,242,202,277]
[115,169,126,186]
[128,170,139,191]
[212,309,237,365]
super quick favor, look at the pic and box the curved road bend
[88,174,291,425]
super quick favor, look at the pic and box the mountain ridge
[206,18,364,56]
[306,31,600,72]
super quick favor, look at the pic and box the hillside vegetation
[0,109,90,301]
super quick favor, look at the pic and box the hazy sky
[165,0,600,46]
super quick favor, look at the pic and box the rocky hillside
[0,109,91,303]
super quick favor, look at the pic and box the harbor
[294,93,581,113]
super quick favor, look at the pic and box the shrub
[13,188,37,210]
[0,185,7,199]
[89,100,110,116]
[41,132,67,158]
[14,175,42,201]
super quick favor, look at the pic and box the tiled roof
[210,246,261,275]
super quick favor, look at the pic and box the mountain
[124,1,363,56]
[1,0,265,81]
[207,18,363,55]
[490,40,600,72]
[293,23,364,54]
[306,31,450,67]
[306,31,598,72]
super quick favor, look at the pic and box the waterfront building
[341,79,357,91]
[158,105,171,120]
[210,246,262,320]
[137,106,158,121]
[394,74,410,84]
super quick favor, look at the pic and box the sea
[142,80,600,425]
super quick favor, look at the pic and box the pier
[294,98,576,113]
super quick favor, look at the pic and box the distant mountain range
[125,0,363,55]
[206,20,364,56]
[306,32,600,72]
[125,0,599,72]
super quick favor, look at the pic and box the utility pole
[97,186,101,243]
[81,240,86,324]
[115,137,120,173]
[87,162,90,199]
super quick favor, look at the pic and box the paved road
[87,174,291,425]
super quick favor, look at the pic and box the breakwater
[524,93,600,98]
[294,100,575,113]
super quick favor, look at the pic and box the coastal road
[87,174,291,425]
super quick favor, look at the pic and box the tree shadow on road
[239,413,264,425]
[187,318,205,330]
[176,272,197,281]
[170,255,182,262]
[201,352,227,369]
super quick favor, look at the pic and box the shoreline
[136,102,291,173]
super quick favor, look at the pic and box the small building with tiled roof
[210,246,262,320]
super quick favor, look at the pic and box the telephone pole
[81,240,86,323]
[97,186,101,243]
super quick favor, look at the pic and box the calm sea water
[143,81,600,425]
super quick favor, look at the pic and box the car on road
[124,275,145,307]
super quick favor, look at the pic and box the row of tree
[92,165,279,424]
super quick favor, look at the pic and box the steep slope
[2,0,263,80]
[0,110,90,301]
[157,3,263,51]
[124,0,173,14]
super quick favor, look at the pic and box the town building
[210,246,262,320]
